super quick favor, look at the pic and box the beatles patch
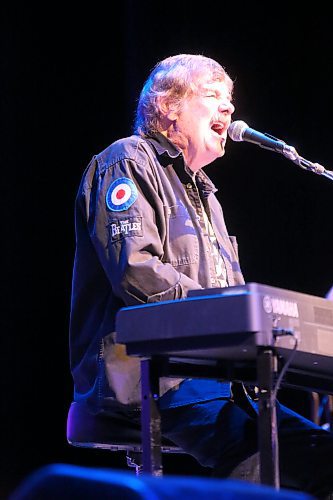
[106,177,138,212]
[108,216,143,242]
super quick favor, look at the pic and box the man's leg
[160,398,333,497]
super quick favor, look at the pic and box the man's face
[173,78,235,171]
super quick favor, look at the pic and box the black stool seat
[67,401,181,451]
[67,401,184,474]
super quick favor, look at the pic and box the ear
[157,96,178,122]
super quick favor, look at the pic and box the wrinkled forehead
[191,73,233,99]
[192,71,233,93]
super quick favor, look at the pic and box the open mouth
[211,122,225,136]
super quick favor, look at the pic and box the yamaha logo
[262,295,299,318]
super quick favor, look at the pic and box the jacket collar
[145,132,217,195]
[146,132,182,159]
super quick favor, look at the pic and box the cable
[272,329,298,401]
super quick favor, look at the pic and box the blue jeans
[160,397,333,497]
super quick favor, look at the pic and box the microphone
[228,120,329,177]
[228,120,287,154]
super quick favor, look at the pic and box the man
[69,54,333,497]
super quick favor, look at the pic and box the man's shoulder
[96,135,151,171]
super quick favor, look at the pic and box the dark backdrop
[2,3,332,497]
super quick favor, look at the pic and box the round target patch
[106,177,138,212]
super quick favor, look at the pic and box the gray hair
[133,54,233,137]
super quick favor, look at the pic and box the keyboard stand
[140,348,280,489]
[141,357,163,476]
[257,346,280,488]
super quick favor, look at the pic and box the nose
[218,100,235,116]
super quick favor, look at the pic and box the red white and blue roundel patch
[106,177,138,212]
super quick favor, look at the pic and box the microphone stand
[280,143,333,182]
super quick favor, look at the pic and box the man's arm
[85,154,203,305]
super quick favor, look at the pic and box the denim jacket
[69,133,245,409]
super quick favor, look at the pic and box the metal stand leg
[140,358,163,476]
[257,347,280,489]
[126,451,143,475]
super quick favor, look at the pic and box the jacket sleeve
[84,153,203,305]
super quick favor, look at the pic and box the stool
[66,401,185,475]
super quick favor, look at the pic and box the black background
[2,3,333,497]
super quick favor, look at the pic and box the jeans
[159,397,333,498]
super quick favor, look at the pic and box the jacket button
[186,183,192,189]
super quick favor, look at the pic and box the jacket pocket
[163,204,199,267]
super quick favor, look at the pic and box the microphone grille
[228,120,248,142]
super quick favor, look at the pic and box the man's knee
[226,452,260,482]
